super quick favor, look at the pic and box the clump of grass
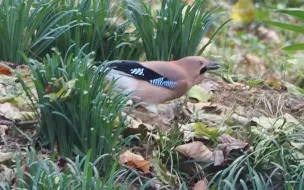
[18,46,132,173]
[0,0,79,64]
[208,127,304,190]
[52,0,143,61]
[124,0,230,61]
[10,147,122,189]
[0,0,143,64]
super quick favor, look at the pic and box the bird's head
[176,56,220,76]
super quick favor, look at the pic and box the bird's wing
[109,60,178,89]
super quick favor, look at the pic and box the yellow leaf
[187,85,211,103]
[231,0,255,24]
[192,122,220,141]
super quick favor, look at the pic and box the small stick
[0,120,38,126]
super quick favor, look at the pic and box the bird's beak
[206,62,220,70]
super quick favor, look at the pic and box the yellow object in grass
[231,0,255,24]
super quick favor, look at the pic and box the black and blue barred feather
[110,60,177,89]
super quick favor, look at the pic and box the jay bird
[105,56,219,111]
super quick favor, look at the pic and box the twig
[11,124,33,144]
[0,120,38,127]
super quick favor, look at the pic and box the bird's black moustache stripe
[200,67,207,74]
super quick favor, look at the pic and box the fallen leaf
[49,78,78,102]
[231,0,255,24]
[216,143,249,154]
[175,141,213,160]
[0,164,14,184]
[127,159,151,173]
[119,150,144,164]
[214,134,250,165]
[152,158,177,185]
[124,115,153,129]
[193,178,208,190]
[193,122,220,141]
[0,152,15,163]
[119,150,151,173]
[200,79,220,92]
[0,65,12,76]
[256,25,281,43]
[186,102,225,114]
[0,125,8,136]
[123,124,149,140]
[13,164,32,187]
[251,113,302,138]
[213,150,224,166]
[180,123,197,142]
[264,78,284,90]
[0,103,19,120]
[187,85,211,103]
[45,84,52,94]
[157,102,179,125]
[243,54,266,74]
[218,134,241,144]
[126,109,170,131]
[285,99,304,111]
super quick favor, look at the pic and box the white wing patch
[149,77,177,88]
[130,68,144,76]
[105,70,137,93]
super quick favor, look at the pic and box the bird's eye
[198,61,204,66]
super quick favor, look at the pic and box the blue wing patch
[149,77,177,88]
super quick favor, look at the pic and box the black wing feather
[110,61,177,89]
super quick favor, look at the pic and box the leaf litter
[1,63,304,188]
[1,7,304,188]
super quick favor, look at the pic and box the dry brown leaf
[0,152,15,163]
[243,54,266,74]
[45,84,52,94]
[0,125,7,136]
[157,102,179,125]
[285,99,304,111]
[127,109,170,131]
[193,178,208,190]
[215,134,249,165]
[213,150,224,166]
[264,75,286,90]
[218,134,248,149]
[119,150,151,173]
[200,79,220,92]
[0,65,12,76]
[127,159,151,173]
[217,143,249,154]
[228,82,248,90]
[0,164,14,184]
[175,141,213,160]
[186,102,226,114]
[256,26,281,43]
[0,103,20,120]
[119,150,144,164]
[218,134,240,144]
[13,164,32,187]
[124,115,154,130]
